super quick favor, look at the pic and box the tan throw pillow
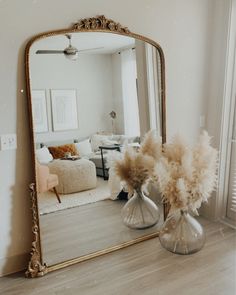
[48,144,78,159]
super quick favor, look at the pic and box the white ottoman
[48,159,97,194]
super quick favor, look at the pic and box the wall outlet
[0,134,17,151]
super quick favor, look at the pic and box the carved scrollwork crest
[73,15,130,33]
[25,183,48,278]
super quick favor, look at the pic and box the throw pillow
[48,144,78,159]
[75,139,92,157]
[35,146,53,164]
[90,134,109,152]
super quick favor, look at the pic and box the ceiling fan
[36,34,103,60]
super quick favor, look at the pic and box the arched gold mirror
[25,15,167,278]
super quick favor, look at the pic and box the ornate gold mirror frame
[25,15,167,278]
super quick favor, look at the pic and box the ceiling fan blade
[36,50,64,54]
[78,47,104,52]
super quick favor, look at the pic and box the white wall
[0,0,231,275]
[136,40,150,137]
[202,0,234,220]
[111,53,125,134]
[30,52,114,143]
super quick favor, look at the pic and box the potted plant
[154,131,218,254]
[112,131,162,229]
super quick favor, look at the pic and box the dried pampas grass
[155,131,218,213]
[112,130,162,196]
[140,130,162,160]
[111,130,217,212]
[114,147,154,195]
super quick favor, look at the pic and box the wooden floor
[40,199,162,266]
[1,218,236,295]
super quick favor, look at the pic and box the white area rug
[39,178,111,215]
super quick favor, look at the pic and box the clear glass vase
[121,189,160,229]
[159,210,205,254]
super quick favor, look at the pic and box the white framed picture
[32,90,48,133]
[51,89,78,131]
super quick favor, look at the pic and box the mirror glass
[29,32,163,266]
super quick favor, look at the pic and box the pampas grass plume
[114,147,154,195]
[140,130,162,160]
[154,131,218,213]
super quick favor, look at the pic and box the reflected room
[30,32,163,266]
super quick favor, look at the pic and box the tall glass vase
[159,210,205,254]
[121,189,160,229]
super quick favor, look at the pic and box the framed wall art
[51,89,78,131]
[31,90,48,133]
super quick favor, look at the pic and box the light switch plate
[0,134,17,150]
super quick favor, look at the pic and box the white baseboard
[220,217,236,229]
[0,253,29,277]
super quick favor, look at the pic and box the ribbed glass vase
[159,210,205,254]
[121,189,160,229]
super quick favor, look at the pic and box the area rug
[39,177,110,215]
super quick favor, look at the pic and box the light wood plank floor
[1,218,236,295]
[40,199,163,266]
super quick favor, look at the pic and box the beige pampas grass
[140,130,162,160]
[155,131,218,213]
[112,130,162,196]
[114,147,154,195]
[111,130,217,213]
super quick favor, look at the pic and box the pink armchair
[36,162,61,203]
